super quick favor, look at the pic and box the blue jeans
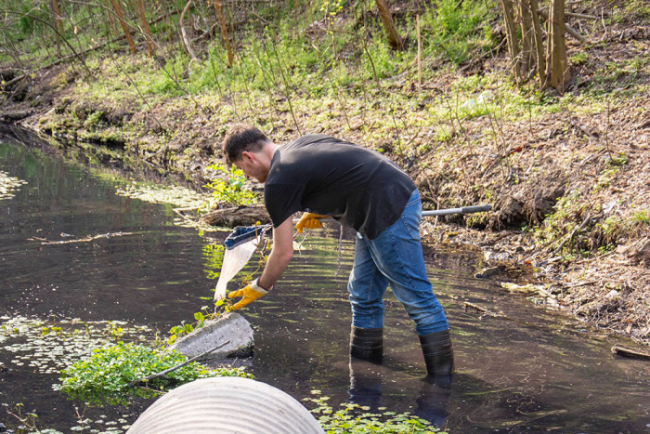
[347,190,449,336]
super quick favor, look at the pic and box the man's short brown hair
[222,123,269,165]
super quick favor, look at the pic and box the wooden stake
[498,0,521,80]
[52,0,64,33]
[528,0,548,89]
[518,0,535,75]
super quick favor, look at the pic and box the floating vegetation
[305,393,447,434]
[115,180,209,209]
[0,171,28,200]
[0,316,152,376]
[1,315,251,432]
[2,401,133,434]
[0,316,152,432]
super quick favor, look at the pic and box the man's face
[233,153,268,183]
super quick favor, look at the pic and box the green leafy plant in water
[104,321,125,341]
[306,395,446,434]
[166,291,238,346]
[41,326,63,336]
[58,341,253,405]
[203,164,259,208]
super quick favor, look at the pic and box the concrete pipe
[127,377,325,434]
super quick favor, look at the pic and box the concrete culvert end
[167,313,254,362]
[126,377,325,434]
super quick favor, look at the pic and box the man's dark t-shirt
[264,134,416,240]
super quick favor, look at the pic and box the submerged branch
[29,232,134,245]
[129,340,231,386]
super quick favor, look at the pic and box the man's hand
[228,278,271,311]
[295,213,328,234]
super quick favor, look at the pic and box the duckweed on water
[305,393,448,434]
[0,316,151,375]
[115,180,209,209]
[0,171,28,200]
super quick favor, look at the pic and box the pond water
[1,124,650,433]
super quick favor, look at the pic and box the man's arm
[257,216,294,290]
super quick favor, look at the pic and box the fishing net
[214,225,270,301]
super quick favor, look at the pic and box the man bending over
[222,123,453,377]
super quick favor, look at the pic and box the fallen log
[202,204,270,227]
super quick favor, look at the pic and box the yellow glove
[228,278,271,311]
[295,213,328,234]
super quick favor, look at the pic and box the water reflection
[347,357,452,429]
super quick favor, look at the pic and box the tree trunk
[108,0,137,53]
[528,0,547,89]
[212,0,233,66]
[51,0,64,56]
[51,0,64,33]
[180,0,198,61]
[547,0,570,91]
[375,0,403,50]
[518,0,535,75]
[498,0,521,80]
[104,0,119,38]
[136,0,155,56]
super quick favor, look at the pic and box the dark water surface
[1,126,650,433]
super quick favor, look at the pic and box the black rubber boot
[419,330,454,377]
[350,326,383,360]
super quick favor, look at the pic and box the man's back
[264,134,415,239]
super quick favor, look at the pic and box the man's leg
[365,190,454,376]
[347,233,389,359]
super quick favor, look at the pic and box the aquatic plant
[306,394,447,434]
[58,341,253,405]
[0,171,28,200]
[203,164,259,207]
[115,180,209,209]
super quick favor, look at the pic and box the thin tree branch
[0,9,92,76]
